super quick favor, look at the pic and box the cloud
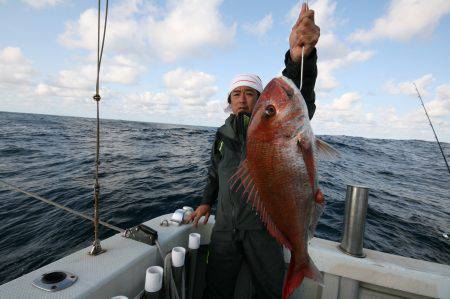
[316,32,348,59]
[300,0,364,61]
[282,0,448,140]
[349,0,450,43]
[59,6,145,54]
[0,47,35,87]
[59,0,236,62]
[147,0,236,62]
[243,13,273,38]
[285,0,374,93]
[121,91,174,115]
[102,55,147,85]
[384,74,450,135]
[317,50,374,91]
[384,74,435,97]
[34,83,90,98]
[286,0,338,31]
[21,0,65,9]
[424,84,450,118]
[315,92,368,128]
[330,92,361,110]
[33,53,147,102]
[375,83,450,139]
[108,67,227,126]
[312,82,450,141]
[163,68,219,107]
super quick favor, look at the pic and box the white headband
[228,74,263,97]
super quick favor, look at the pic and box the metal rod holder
[339,185,369,258]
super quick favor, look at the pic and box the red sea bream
[230,76,339,299]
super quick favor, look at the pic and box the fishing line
[299,0,309,91]
[412,83,450,174]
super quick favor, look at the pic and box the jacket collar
[218,113,251,142]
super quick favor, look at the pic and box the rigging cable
[0,179,124,233]
[413,83,450,174]
[90,0,109,255]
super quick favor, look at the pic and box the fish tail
[282,254,324,299]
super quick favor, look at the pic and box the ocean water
[0,111,449,285]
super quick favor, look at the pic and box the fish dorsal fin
[315,138,340,160]
[229,160,293,251]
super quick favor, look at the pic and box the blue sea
[0,111,449,285]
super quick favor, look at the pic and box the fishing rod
[412,83,450,174]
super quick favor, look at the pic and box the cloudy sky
[1,0,449,142]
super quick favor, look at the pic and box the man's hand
[289,3,320,63]
[186,204,211,227]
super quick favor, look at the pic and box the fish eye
[264,105,276,118]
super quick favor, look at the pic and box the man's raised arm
[282,3,319,120]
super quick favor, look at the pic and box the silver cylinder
[339,185,369,258]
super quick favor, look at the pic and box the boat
[0,195,449,298]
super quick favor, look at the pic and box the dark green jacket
[201,49,318,232]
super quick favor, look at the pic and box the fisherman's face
[230,86,259,114]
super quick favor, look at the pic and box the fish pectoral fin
[315,138,340,160]
[315,189,324,204]
[229,160,293,251]
[296,139,303,155]
[297,137,316,192]
[308,191,325,241]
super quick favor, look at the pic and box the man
[187,4,320,298]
